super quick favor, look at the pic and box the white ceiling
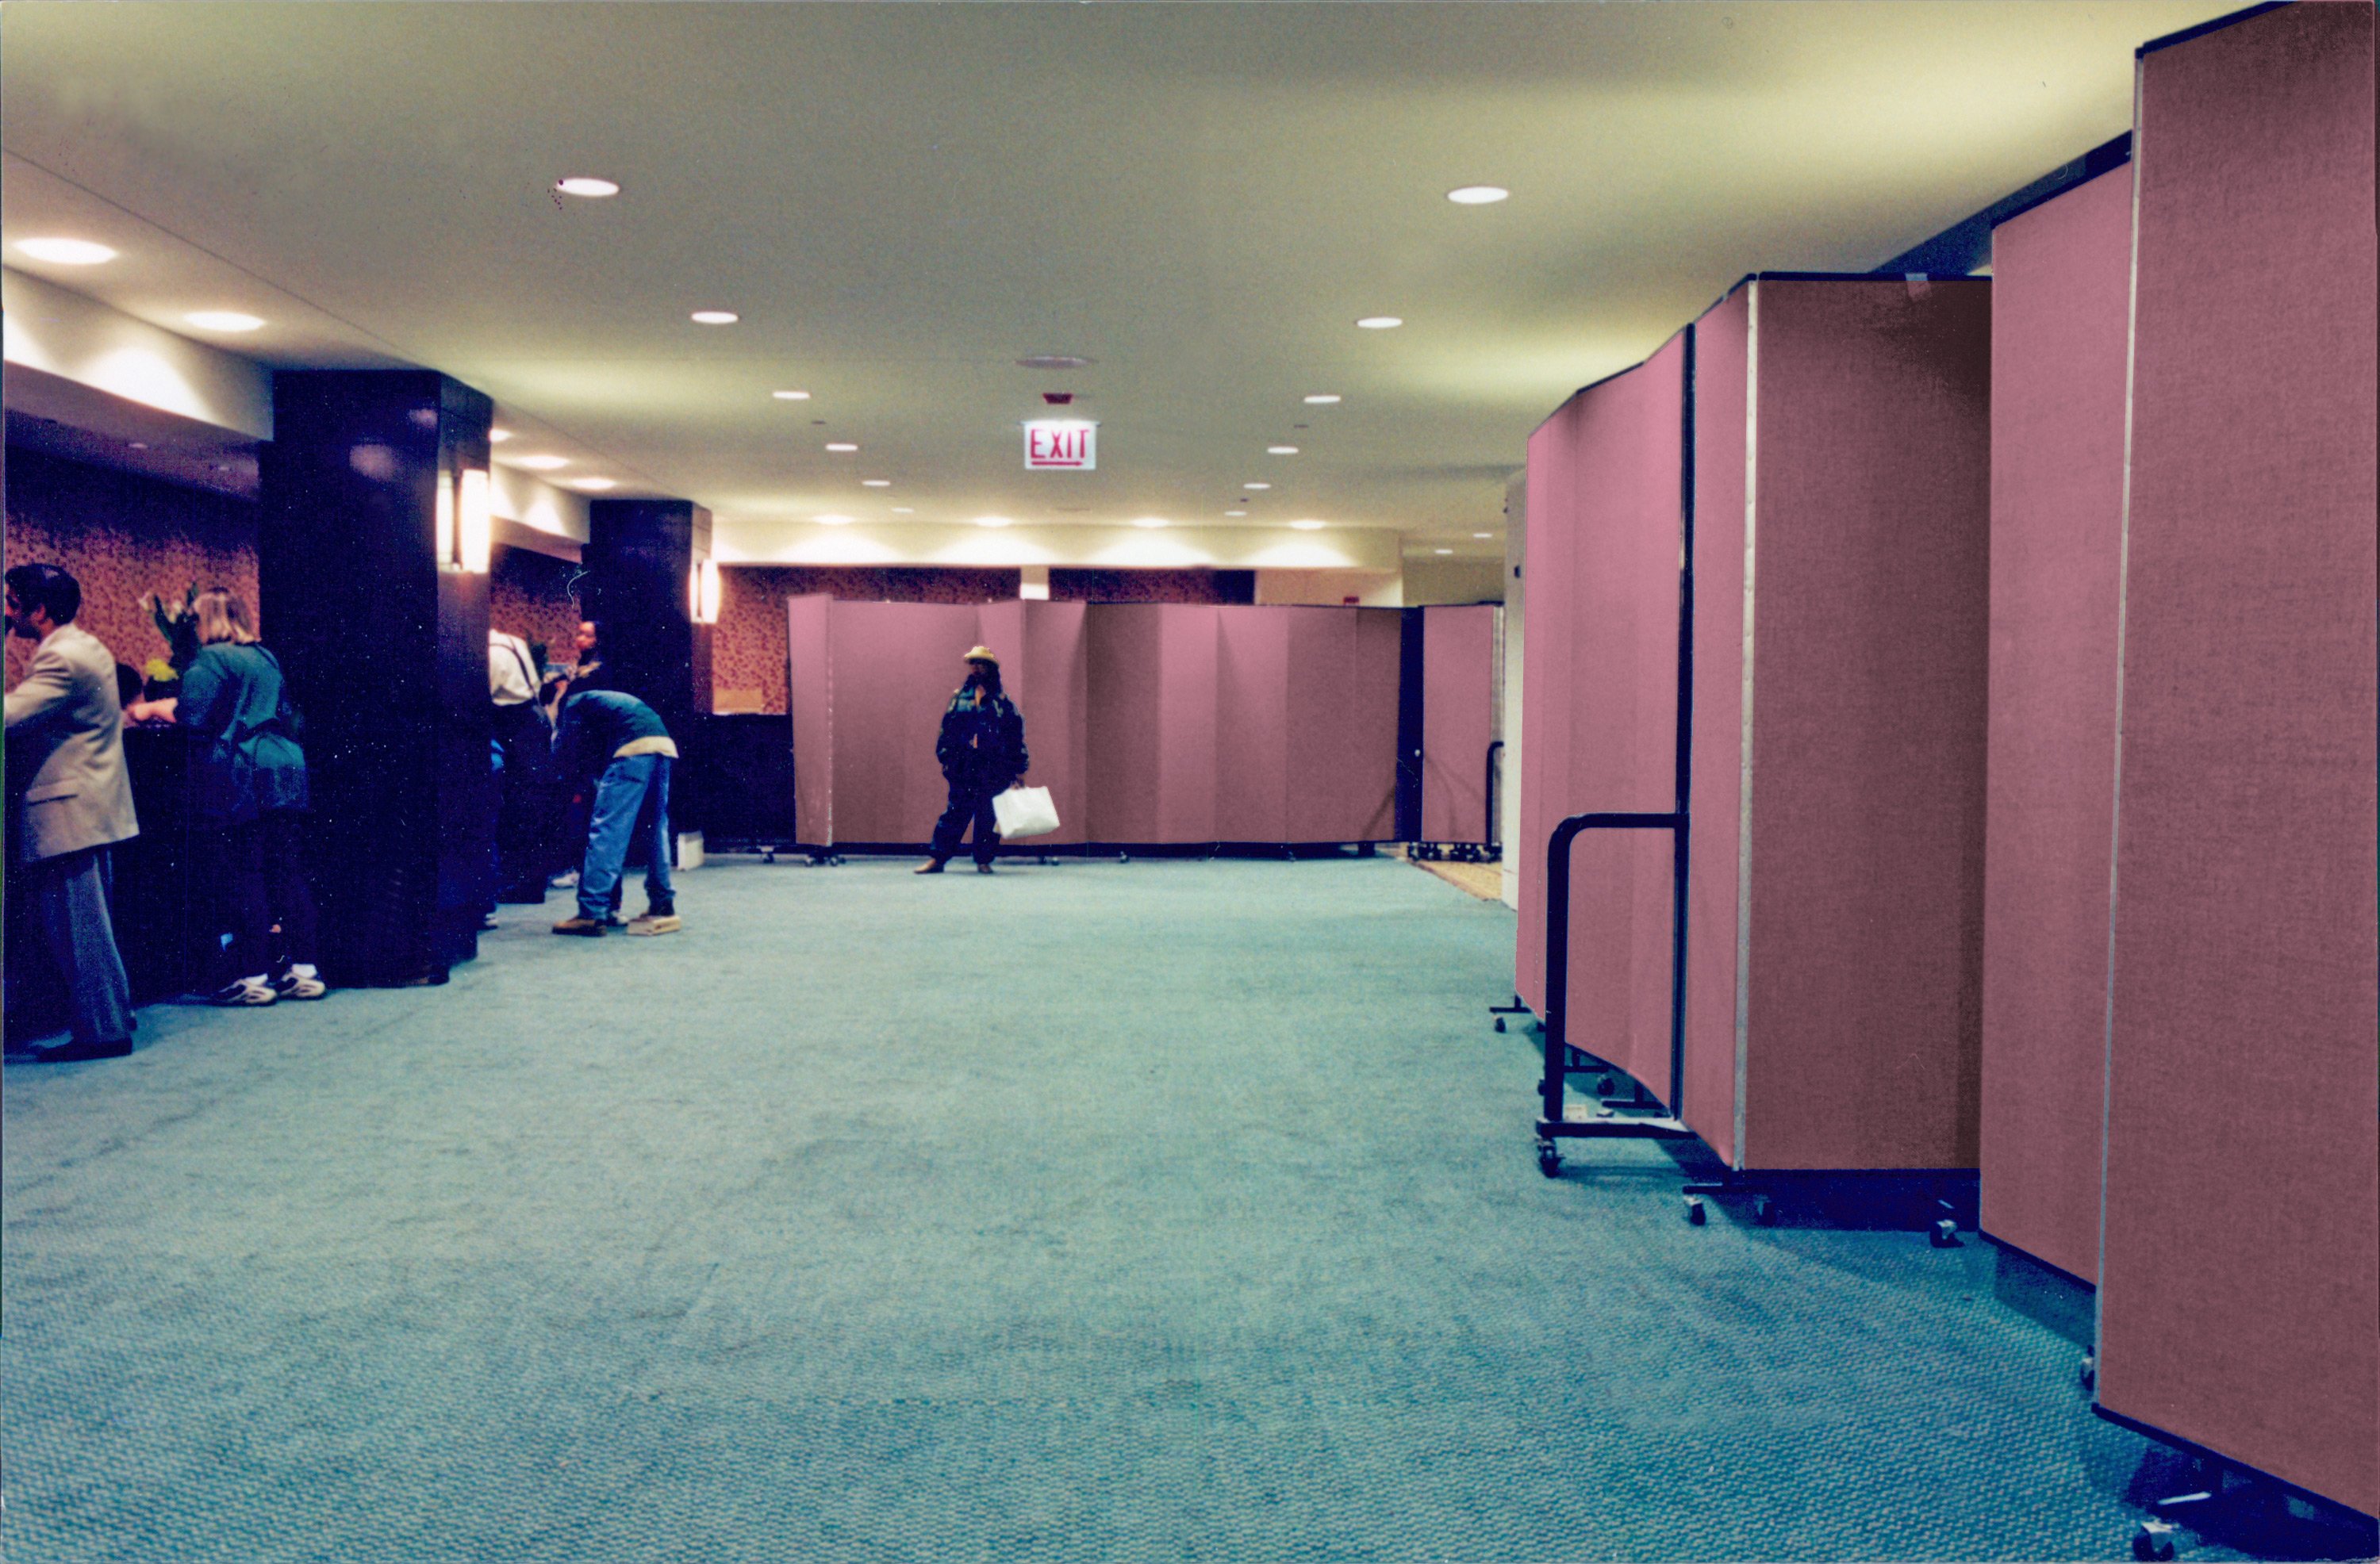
[2,2,2230,559]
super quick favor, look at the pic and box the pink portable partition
[989,600,1088,847]
[1419,605,1497,845]
[785,594,834,846]
[1154,605,1221,841]
[1977,169,2132,1286]
[1687,278,1991,1172]
[826,602,984,844]
[2098,4,2378,1516]
[1084,606,1169,842]
[1286,608,1399,843]
[1215,606,1292,842]
[1515,401,1582,1018]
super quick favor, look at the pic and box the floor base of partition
[2088,1402,2378,1562]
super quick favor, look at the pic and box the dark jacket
[554,688,674,788]
[935,688,1027,787]
[177,642,309,827]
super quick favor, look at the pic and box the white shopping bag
[992,784,1060,840]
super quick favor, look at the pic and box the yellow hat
[962,645,999,665]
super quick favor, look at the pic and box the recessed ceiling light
[815,514,855,527]
[825,442,858,453]
[555,177,620,198]
[1473,532,1492,539]
[1434,547,1453,555]
[185,311,263,332]
[862,479,892,488]
[1243,482,1272,491]
[772,389,811,401]
[571,477,618,492]
[975,516,1014,529]
[1224,510,1249,518]
[891,506,916,515]
[1015,355,1093,370]
[1290,519,1326,531]
[691,310,739,325]
[513,454,568,470]
[489,427,513,443]
[1447,186,1510,205]
[15,237,117,265]
[1355,316,1403,330]
[1268,446,1299,455]
[1131,516,1169,530]
[127,441,150,451]
[1303,394,1342,405]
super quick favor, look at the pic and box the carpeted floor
[0,857,2321,1562]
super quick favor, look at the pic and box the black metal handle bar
[1540,809,1691,1124]
[1484,740,1504,853]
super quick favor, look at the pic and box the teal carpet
[0,858,2304,1560]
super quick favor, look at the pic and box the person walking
[5,564,140,1060]
[917,646,1027,876]
[549,683,680,937]
[125,588,324,1006]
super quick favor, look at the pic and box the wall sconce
[692,557,721,624]
[457,468,492,575]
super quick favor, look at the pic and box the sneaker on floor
[271,969,327,1001]
[625,909,682,936]
[207,978,277,1006]
[551,915,607,937]
[549,871,579,889]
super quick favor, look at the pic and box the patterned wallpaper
[712,565,1021,714]
[4,447,259,691]
[490,546,585,673]
[1050,568,1254,604]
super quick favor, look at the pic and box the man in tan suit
[6,563,139,1061]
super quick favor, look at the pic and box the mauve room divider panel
[1514,393,1584,1018]
[827,602,983,844]
[1084,606,1169,843]
[1418,604,1497,845]
[1687,277,1990,1173]
[2098,3,2378,1516]
[981,600,1089,847]
[1976,167,2132,1287]
[1153,605,1222,842]
[1215,606,1292,841]
[785,594,833,846]
[1285,607,1399,843]
[1345,610,1404,840]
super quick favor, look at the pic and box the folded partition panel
[1419,604,1498,845]
[1085,605,1163,842]
[826,601,984,845]
[1285,608,1400,844]
[982,600,1088,847]
[1215,606,1292,842]
[785,594,834,846]
[1978,168,2133,1286]
[1154,604,1222,842]
[2099,3,2377,1516]
[1514,395,1585,1018]
[1686,277,1991,1172]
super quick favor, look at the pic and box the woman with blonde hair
[126,587,324,1004]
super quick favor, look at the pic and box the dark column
[259,371,493,987]
[582,498,712,840]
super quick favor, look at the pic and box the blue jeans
[578,753,673,921]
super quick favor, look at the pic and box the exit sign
[1024,420,1096,470]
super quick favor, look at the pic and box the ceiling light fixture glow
[555,177,620,198]
[1268,445,1299,455]
[1446,186,1510,205]
[1474,532,1492,539]
[862,479,892,488]
[1224,510,1248,518]
[513,454,568,470]
[1131,516,1169,530]
[1243,482,1272,491]
[15,237,117,265]
[891,506,916,514]
[975,516,1014,529]
[488,427,513,443]
[1290,519,1326,531]
[1303,394,1342,405]
[772,389,811,401]
[570,477,618,492]
[824,442,858,452]
[1433,547,1453,555]
[690,310,739,325]
[815,514,855,527]
[185,311,263,332]
[1355,316,1403,330]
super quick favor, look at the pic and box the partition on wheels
[2094,1,2377,1522]
[1416,604,1499,853]
[1976,166,2133,1287]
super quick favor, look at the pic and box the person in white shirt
[489,627,554,904]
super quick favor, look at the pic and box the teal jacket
[177,642,309,826]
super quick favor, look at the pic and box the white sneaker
[271,969,327,1001]
[207,978,277,1006]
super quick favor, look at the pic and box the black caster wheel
[1493,1017,1507,1033]
[1930,1217,1961,1248]
[1119,853,1131,864]
[2132,1520,2179,1561]
[760,848,777,864]
[1684,1195,1707,1226]
[1595,1076,1616,1097]
[1535,1142,1561,1178]
[2079,1352,2097,1391]
[1752,1194,1776,1226]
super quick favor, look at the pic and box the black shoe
[30,1035,133,1063]
[975,861,996,874]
